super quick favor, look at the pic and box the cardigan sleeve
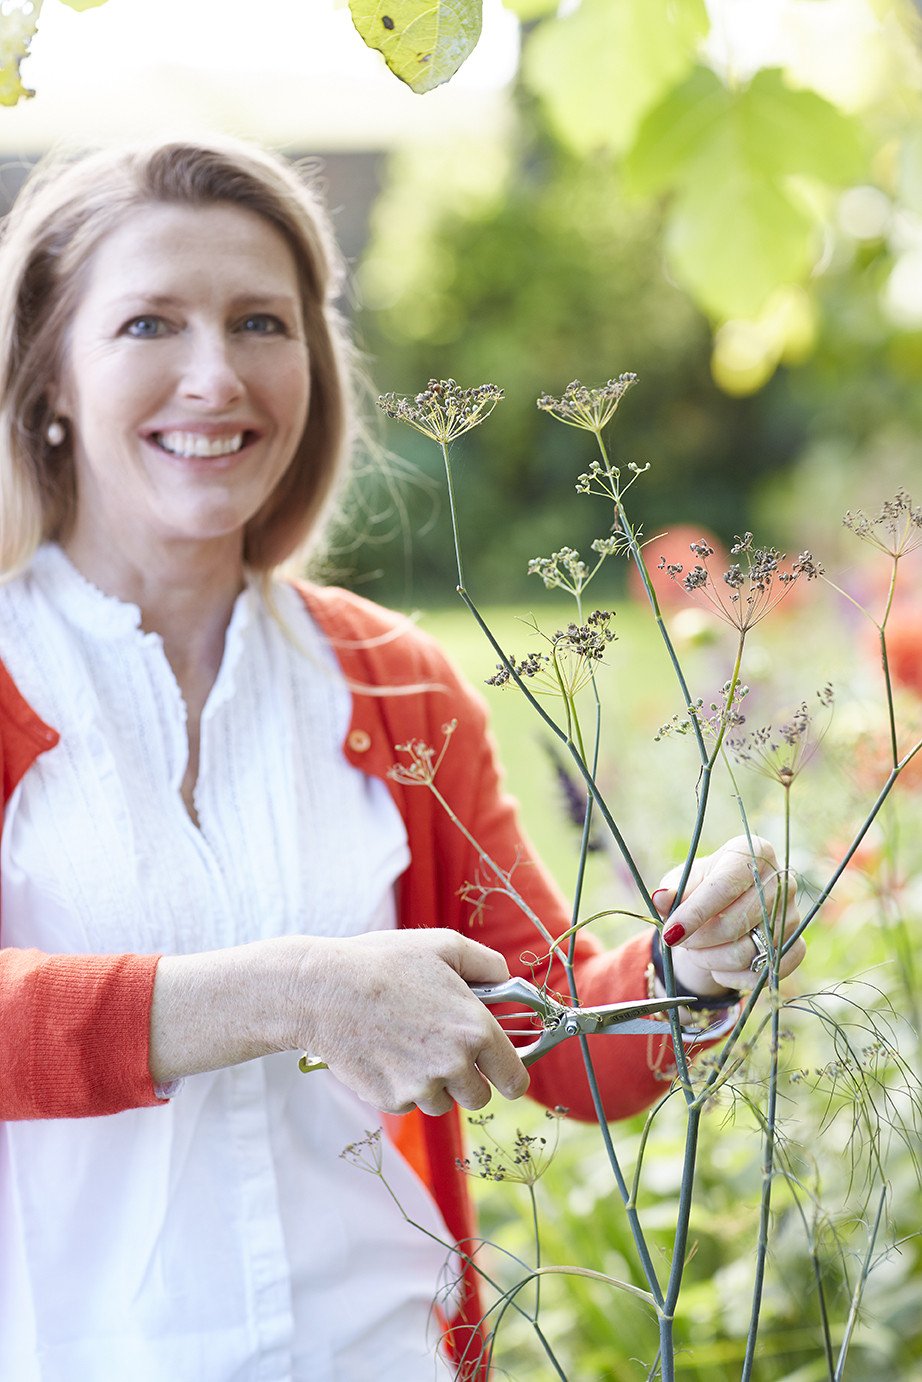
[0,947,165,1120]
[1,670,166,1121]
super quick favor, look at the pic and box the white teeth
[156,431,245,458]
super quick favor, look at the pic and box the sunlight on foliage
[625,66,868,319]
[0,0,40,105]
[349,0,482,94]
[0,0,108,106]
[523,0,708,158]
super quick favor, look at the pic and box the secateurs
[470,975,698,1067]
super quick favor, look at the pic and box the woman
[0,138,805,1380]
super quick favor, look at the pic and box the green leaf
[500,0,557,19]
[349,0,482,94]
[0,3,41,107]
[628,66,867,196]
[667,173,816,319]
[523,0,708,157]
[731,69,868,185]
[624,67,731,196]
[57,0,110,9]
[625,65,869,317]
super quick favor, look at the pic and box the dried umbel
[843,489,922,557]
[485,612,616,697]
[655,680,750,743]
[455,1110,565,1185]
[377,378,504,445]
[728,685,835,788]
[658,533,822,633]
[388,720,458,787]
[537,374,638,433]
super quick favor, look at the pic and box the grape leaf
[523,0,708,157]
[625,65,869,317]
[623,67,731,197]
[667,176,816,320]
[350,0,482,95]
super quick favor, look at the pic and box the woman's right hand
[291,929,531,1117]
[150,930,530,1118]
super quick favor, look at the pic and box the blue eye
[125,316,168,339]
[239,314,286,335]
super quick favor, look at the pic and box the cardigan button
[347,729,372,753]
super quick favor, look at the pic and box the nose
[179,329,244,409]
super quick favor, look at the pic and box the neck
[60,530,249,685]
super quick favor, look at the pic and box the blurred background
[3,0,922,604]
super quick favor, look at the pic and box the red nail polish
[663,922,686,946]
[651,889,670,904]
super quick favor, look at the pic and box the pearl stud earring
[46,419,66,447]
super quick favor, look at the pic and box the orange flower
[885,604,922,699]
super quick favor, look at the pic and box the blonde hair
[0,137,355,576]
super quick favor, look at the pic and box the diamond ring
[749,927,769,974]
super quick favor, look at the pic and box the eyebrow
[106,292,301,312]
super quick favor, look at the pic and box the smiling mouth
[152,431,250,459]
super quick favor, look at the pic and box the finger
[475,1028,530,1102]
[651,886,676,918]
[415,1087,457,1118]
[703,930,807,989]
[664,855,781,947]
[451,935,512,986]
[682,873,799,951]
[444,1066,493,1112]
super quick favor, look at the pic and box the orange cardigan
[0,582,672,1374]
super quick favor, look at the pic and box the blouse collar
[31,544,259,655]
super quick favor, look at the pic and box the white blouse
[0,545,455,1381]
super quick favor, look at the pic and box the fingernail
[663,922,686,946]
[651,888,671,909]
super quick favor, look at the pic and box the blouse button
[347,729,372,753]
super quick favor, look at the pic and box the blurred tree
[352,119,807,601]
[347,0,922,600]
[347,0,922,389]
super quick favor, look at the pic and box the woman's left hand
[653,835,806,999]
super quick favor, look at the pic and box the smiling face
[55,201,311,581]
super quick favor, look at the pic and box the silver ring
[749,927,769,974]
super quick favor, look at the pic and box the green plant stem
[427,673,668,1306]
[656,632,749,1095]
[456,585,653,905]
[658,1105,703,1382]
[782,738,922,958]
[630,1088,683,1207]
[565,587,601,976]
[705,735,922,1089]
[878,556,900,767]
[834,1186,888,1381]
[741,789,791,1380]
[591,432,708,770]
[787,1181,836,1379]
[426,781,558,951]
[439,441,465,591]
[483,1263,657,1381]
[555,673,668,1300]
[529,1183,542,1323]
[479,1287,568,1382]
